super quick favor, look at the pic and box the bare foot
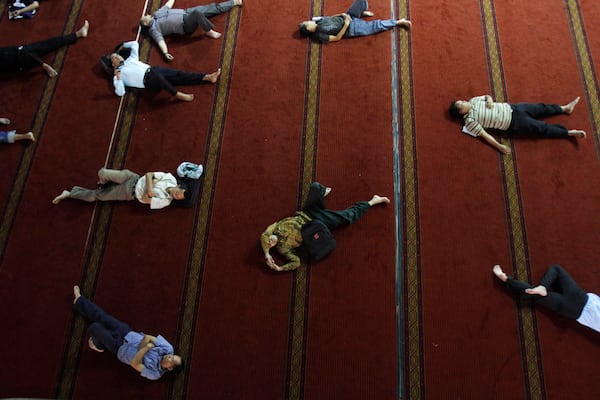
[43,63,58,78]
[492,264,507,282]
[396,18,411,29]
[204,68,221,83]
[561,96,580,114]
[0,118,9,125]
[25,132,35,142]
[568,129,586,138]
[324,187,332,197]
[73,285,81,304]
[234,0,242,5]
[88,337,105,353]
[525,285,548,297]
[205,30,222,39]
[368,195,390,206]
[52,190,70,204]
[175,92,194,102]
[77,20,90,38]
[362,10,374,17]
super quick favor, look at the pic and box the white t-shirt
[576,293,600,333]
[134,172,177,210]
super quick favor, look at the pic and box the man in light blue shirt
[110,40,220,101]
[72,286,182,380]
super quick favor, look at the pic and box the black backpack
[301,219,336,261]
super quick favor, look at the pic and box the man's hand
[500,144,511,155]
[265,254,283,271]
[344,13,352,24]
[114,69,121,79]
[164,52,174,61]
[485,95,493,109]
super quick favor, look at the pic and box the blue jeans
[346,0,396,37]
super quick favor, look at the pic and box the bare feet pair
[0,118,10,125]
[492,265,547,296]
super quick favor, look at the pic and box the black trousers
[507,103,568,137]
[505,264,588,319]
[144,66,206,96]
[0,32,77,72]
[302,182,371,231]
[73,296,132,354]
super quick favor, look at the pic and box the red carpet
[0,0,599,399]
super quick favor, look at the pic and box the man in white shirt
[52,168,187,210]
[111,41,220,102]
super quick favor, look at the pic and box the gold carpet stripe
[566,0,600,141]
[395,0,422,397]
[480,1,543,399]
[0,3,83,267]
[285,0,325,394]
[55,3,159,396]
[286,32,322,400]
[169,6,241,399]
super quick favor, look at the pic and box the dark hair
[178,182,189,200]
[299,23,312,37]
[448,101,462,119]
[171,357,184,374]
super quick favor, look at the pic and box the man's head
[268,234,278,248]
[161,354,183,372]
[299,21,317,36]
[169,182,189,201]
[449,100,471,119]
[140,15,153,28]
[110,53,125,68]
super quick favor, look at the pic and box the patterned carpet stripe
[169,5,243,400]
[479,1,544,399]
[285,0,323,394]
[393,0,423,398]
[566,0,600,153]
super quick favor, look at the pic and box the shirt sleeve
[314,32,330,43]
[260,223,278,253]
[152,335,174,353]
[123,41,140,60]
[149,24,164,44]
[278,248,301,271]
[113,75,126,96]
[150,197,171,209]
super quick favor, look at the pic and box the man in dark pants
[140,0,243,61]
[493,264,600,333]
[449,95,586,155]
[72,286,183,380]
[110,40,220,102]
[260,182,390,271]
[0,20,89,77]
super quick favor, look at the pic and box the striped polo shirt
[463,96,512,137]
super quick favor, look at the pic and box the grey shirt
[148,5,186,43]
